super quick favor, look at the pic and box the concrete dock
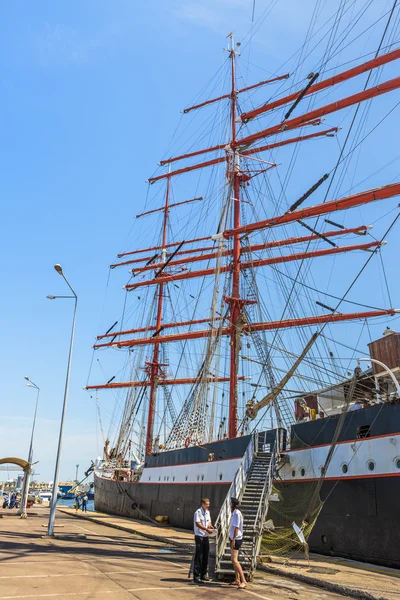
[0,506,398,600]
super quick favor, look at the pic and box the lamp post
[18,377,40,516]
[75,464,79,483]
[47,264,77,536]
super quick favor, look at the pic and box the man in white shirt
[193,497,213,584]
[229,497,246,588]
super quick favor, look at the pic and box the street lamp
[47,264,78,536]
[18,377,40,516]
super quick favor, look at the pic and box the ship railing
[214,433,255,572]
[255,428,286,453]
[251,439,277,573]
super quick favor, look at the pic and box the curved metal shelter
[0,457,30,472]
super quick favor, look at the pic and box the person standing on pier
[82,494,88,512]
[193,497,213,584]
[230,497,246,588]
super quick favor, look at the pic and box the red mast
[86,35,400,453]
[228,33,241,439]
[145,175,170,454]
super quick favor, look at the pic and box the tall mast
[145,174,170,454]
[88,36,400,450]
[228,33,241,439]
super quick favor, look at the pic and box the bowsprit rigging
[87,15,400,572]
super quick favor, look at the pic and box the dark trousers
[193,535,209,580]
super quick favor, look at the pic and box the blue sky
[1,0,400,482]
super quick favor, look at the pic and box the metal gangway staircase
[214,429,282,580]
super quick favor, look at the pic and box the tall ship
[86,9,400,571]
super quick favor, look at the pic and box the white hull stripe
[140,456,242,484]
[97,433,400,485]
[279,472,400,483]
[143,455,243,468]
[279,433,400,481]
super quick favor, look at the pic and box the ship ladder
[214,435,277,581]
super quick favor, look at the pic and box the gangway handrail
[214,433,255,571]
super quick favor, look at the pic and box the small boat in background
[38,492,52,504]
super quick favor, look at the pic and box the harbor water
[57,498,94,511]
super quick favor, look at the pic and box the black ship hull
[95,473,230,529]
[94,471,400,568]
[95,434,251,528]
[95,404,400,568]
[94,472,400,568]
[310,476,400,568]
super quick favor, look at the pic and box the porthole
[197,475,200,481]
[167,476,169,481]
[395,458,400,469]
[219,473,223,481]
[159,476,161,481]
[321,535,327,544]
[185,475,188,481]
[148,476,151,481]
[300,468,305,477]
[342,464,348,474]
[291,469,296,478]
[172,476,175,481]
[201,475,204,481]
[367,460,375,472]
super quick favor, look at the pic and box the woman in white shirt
[229,497,246,588]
